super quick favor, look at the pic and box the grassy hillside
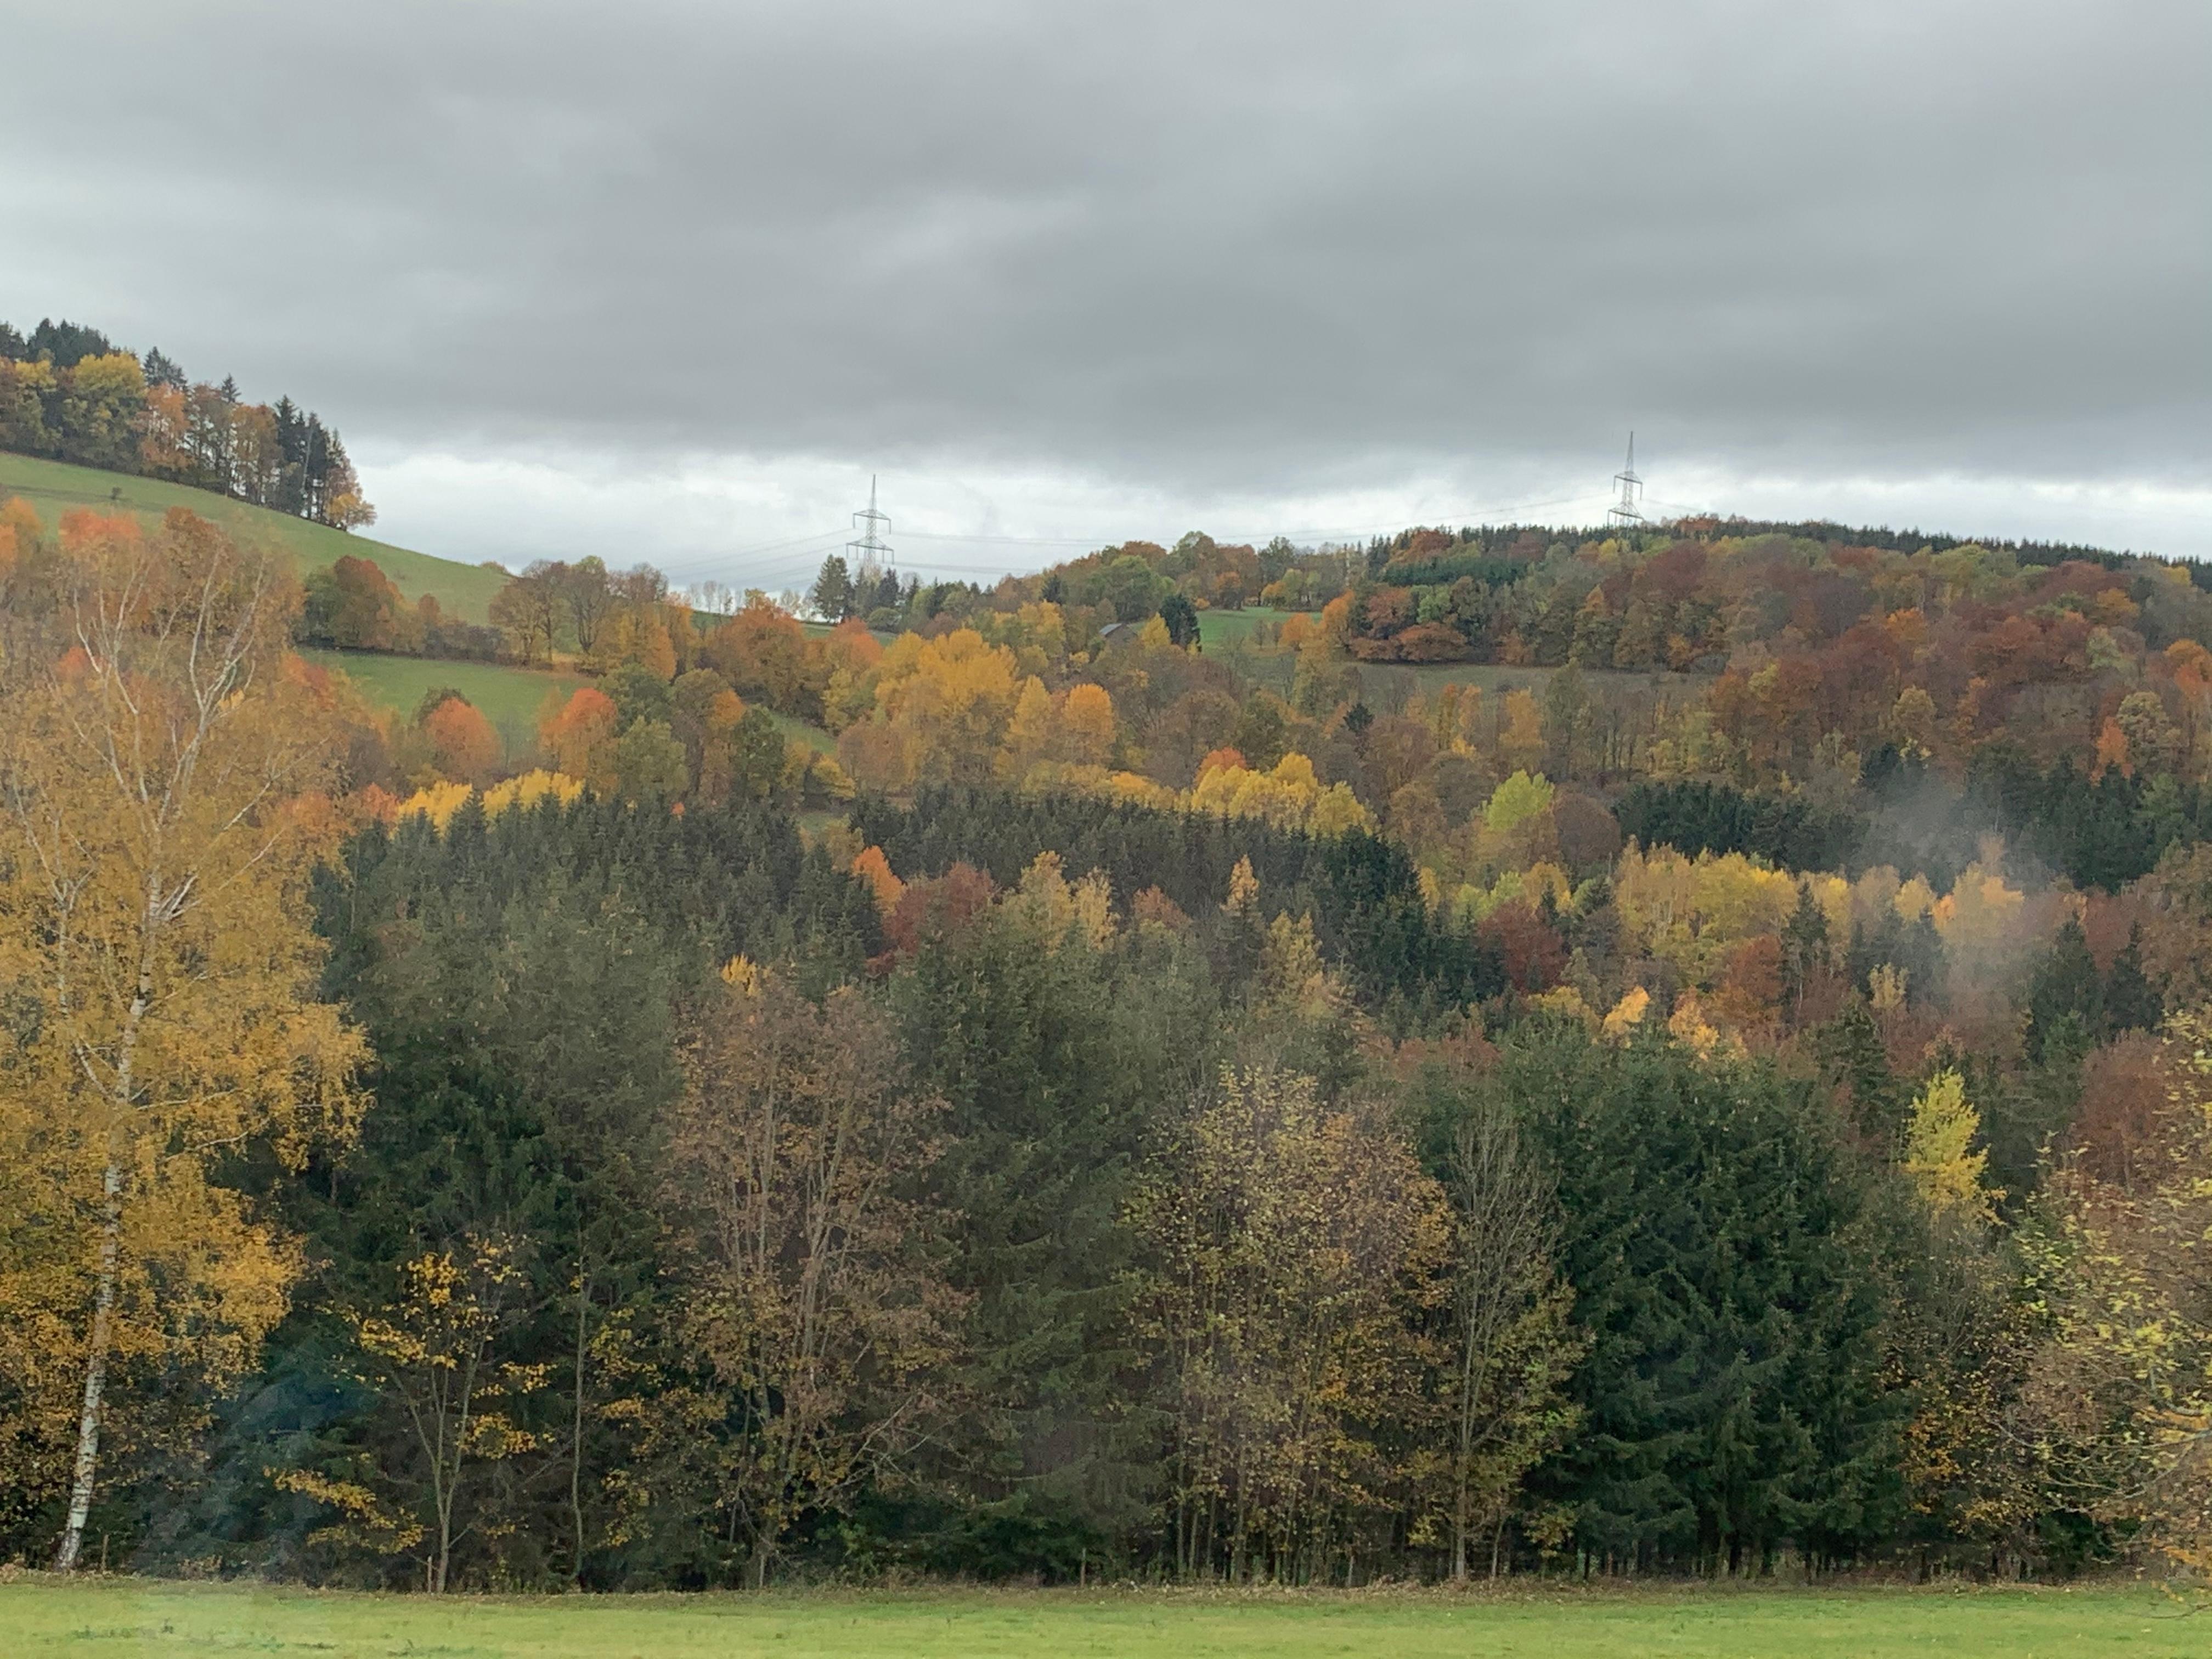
[303,648,838,763]
[1198,605,1307,646]
[300,648,584,757]
[0,451,508,623]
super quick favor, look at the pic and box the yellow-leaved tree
[1901,1069,1997,1224]
[2021,1014,2212,1588]
[0,506,363,1571]
[1126,1068,1452,1583]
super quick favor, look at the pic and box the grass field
[0,453,507,623]
[1197,607,1306,647]
[300,648,585,757]
[770,710,836,754]
[0,1579,2191,1658]
[300,648,839,764]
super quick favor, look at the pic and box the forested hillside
[1,315,373,528]
[9,494,2212,1592]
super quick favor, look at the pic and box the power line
[655,526,847,573]
[1219,490,1616,543]
[1608,435,1644,533]
[884,489,1617,551]
[847,474,895,588]
[660,479,1634,589]
[897,528,1108,547]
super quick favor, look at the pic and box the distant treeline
[0,315,374,529]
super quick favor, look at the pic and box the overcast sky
[5,1,2208,582]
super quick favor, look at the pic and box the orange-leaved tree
[0,507,363,1571]
[540,685,620,791]
[422,696,501,785]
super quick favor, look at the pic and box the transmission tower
[1607,433,1644,533]
[847,474,895,592]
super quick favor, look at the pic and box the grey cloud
[3,0,2207,518]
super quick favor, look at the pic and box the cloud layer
[7,1,2208,568]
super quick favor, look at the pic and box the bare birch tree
[1437,1091,1584,1578]
[667,971,960,1587]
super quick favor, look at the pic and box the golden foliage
[2021,1015,2212,1578]
[850,845,906,917]
[870,628,1023,785]
[1007,851,1118,952]
[396,778,474,827]
[1902,1069,1997,1224]
[1190,751,1375,836]
[1599,986,1650,1040]
[0,507,363,1567]
[1224,855,1261,915]
[480,769,583,816]
[1613,843,1798,989]
[1126,1069,1452,1578]
[289,1237,545,1591]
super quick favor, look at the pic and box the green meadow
[0,452,508,622]
[300,648,838,761]
[1195,606,1307,648]
[0,1579,2190,1659]
[298,648,585,756]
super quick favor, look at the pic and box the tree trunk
[54,1161,123,1572]
[570,1270,590,1585]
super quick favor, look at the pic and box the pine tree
[1781,882,1830,1023]
[885,893,1221,1573]
[2025,917,2104,1063]
[1812,1000,1905,1149]
[809,554,855,622]
[1511,1025,1901,1571]
[2103,925,2163,1036]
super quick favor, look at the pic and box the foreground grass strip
[0,1581,2197,1659]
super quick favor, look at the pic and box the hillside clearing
[300,648,585,757]
[301,648,839,761]
[1197,606,1307,647]
[0,1579,2186,1658]
[0,452,507,622]
[769,709,836,754]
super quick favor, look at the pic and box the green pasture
[1197,606,1306,647]
[0,1578,2190,1658]
[300,648,838,763]
[299,648,584,757]
[0,453,508,622]
[770,710,836,754]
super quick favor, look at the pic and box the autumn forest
[8,450,2212,1596]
